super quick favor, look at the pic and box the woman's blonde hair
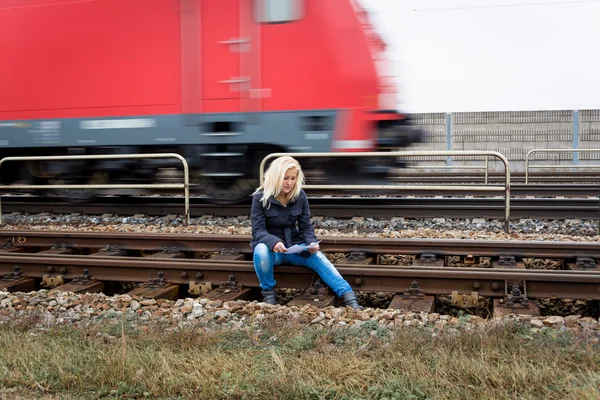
[253,155,305,207]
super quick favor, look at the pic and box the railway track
[2,192,600,219]
[389,170,600,184]
[1,230,599,316]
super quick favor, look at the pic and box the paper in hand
[285,244,308,254]
[285,241,321,254]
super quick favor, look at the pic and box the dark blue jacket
[250,189,318,251]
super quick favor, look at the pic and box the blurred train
[0,0,422,204]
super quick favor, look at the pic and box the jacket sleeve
[297,191,318,244]
[251,195,283,250]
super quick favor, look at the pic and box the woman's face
[281,167,298,194]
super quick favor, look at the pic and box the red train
[0,0,422,203]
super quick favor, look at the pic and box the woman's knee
[254,243,273,273]
[254,243,270,257]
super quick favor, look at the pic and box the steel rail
[2,253,599,299]
[2,231,600,259]
[0,183,597,197]
[1,195,599,219]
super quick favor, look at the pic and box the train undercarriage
[0,122,423,205]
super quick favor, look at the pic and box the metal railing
[405,156,490,183]
[260,151,511,232]
[525,149,600,184]
[0,153,190,225]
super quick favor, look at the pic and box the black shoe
[261,289,277,305]
[341,291,363,310]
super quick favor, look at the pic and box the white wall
[359,0,600,113]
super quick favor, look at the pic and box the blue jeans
[253,243,353,297]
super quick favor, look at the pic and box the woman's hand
[308,242,320,254]
[273,242,287,253]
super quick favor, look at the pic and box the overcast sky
[359,0,600,113]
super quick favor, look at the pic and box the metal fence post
[485,156,489,184]
[526,148,600,185]
[573,109,580,167]
[446,112,452,166]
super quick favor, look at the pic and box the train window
[254,0,304,23]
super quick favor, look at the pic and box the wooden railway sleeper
[211,248,244,261]
[414,254,443,267]
[52,269,104,294]
[288,277,336,307]
[496,256,517,268]
[0,239,20,252]
[567,257,599,271]
[51,243,71,251]
[0,266,35,292]
[91,245,126,257]
[70,269,94,284]
[348,252,366,262]
[492,255,525,269]
[419,254,436,264]
[37,245,73,256]
[300,279,330,299]
[575,257,597,270]
[221,248,239,257]
[218,274,243,292]
[499,280,530,308]
[127,271,179,300]
[388,280,435,312]
[340,252,374,265]
[203,275,253,302]
[2,265,25,281]
[143,271,169,288]
[402,280,426,298]
[151,248,185,258]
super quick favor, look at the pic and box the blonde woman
[250,155,362,309]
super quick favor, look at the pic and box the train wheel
[196,177,257,204]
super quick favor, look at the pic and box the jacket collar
[267,193,300,207]
[268,195,286,207]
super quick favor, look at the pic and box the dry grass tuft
[0,319,598,399]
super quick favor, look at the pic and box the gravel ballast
[2,213,600,242]
[1,290,599,338]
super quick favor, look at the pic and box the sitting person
[250,155,362,309]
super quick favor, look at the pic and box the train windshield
[254,0,304,23]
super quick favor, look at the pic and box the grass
[0,317,598,400]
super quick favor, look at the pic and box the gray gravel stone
[4,212,600,241]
